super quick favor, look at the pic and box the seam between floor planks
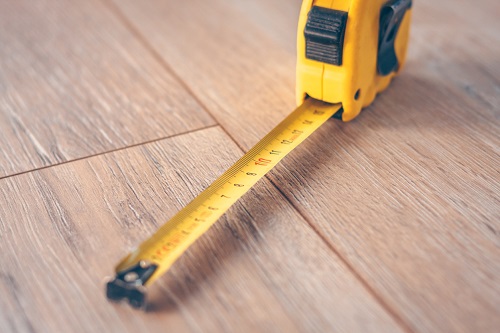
[99,0,415,331]
[269,182,415,333]
[0,0,217,179]
[0,125,219,182]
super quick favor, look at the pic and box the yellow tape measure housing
[297,0,412,121]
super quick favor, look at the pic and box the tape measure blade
[109,99,341,304]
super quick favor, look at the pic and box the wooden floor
[1,0,499,332]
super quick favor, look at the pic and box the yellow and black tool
[106,0,412,309]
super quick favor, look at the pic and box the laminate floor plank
[0,127,404,333]
[0,0,215,178]
[111,0,500,332]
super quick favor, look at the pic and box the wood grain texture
[0,0,214,178]
[0,127,403,333]
[111,0,500,332]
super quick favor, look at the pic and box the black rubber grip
[304,6,348,66]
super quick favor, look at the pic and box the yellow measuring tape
[106,0,412,308]
[107,100,341,307]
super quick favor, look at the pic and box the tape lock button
[304,6,348,66]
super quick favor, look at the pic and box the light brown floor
[0,0,498,332]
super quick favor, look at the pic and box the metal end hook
[105,260,158,309]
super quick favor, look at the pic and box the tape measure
[106,0,412,309]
